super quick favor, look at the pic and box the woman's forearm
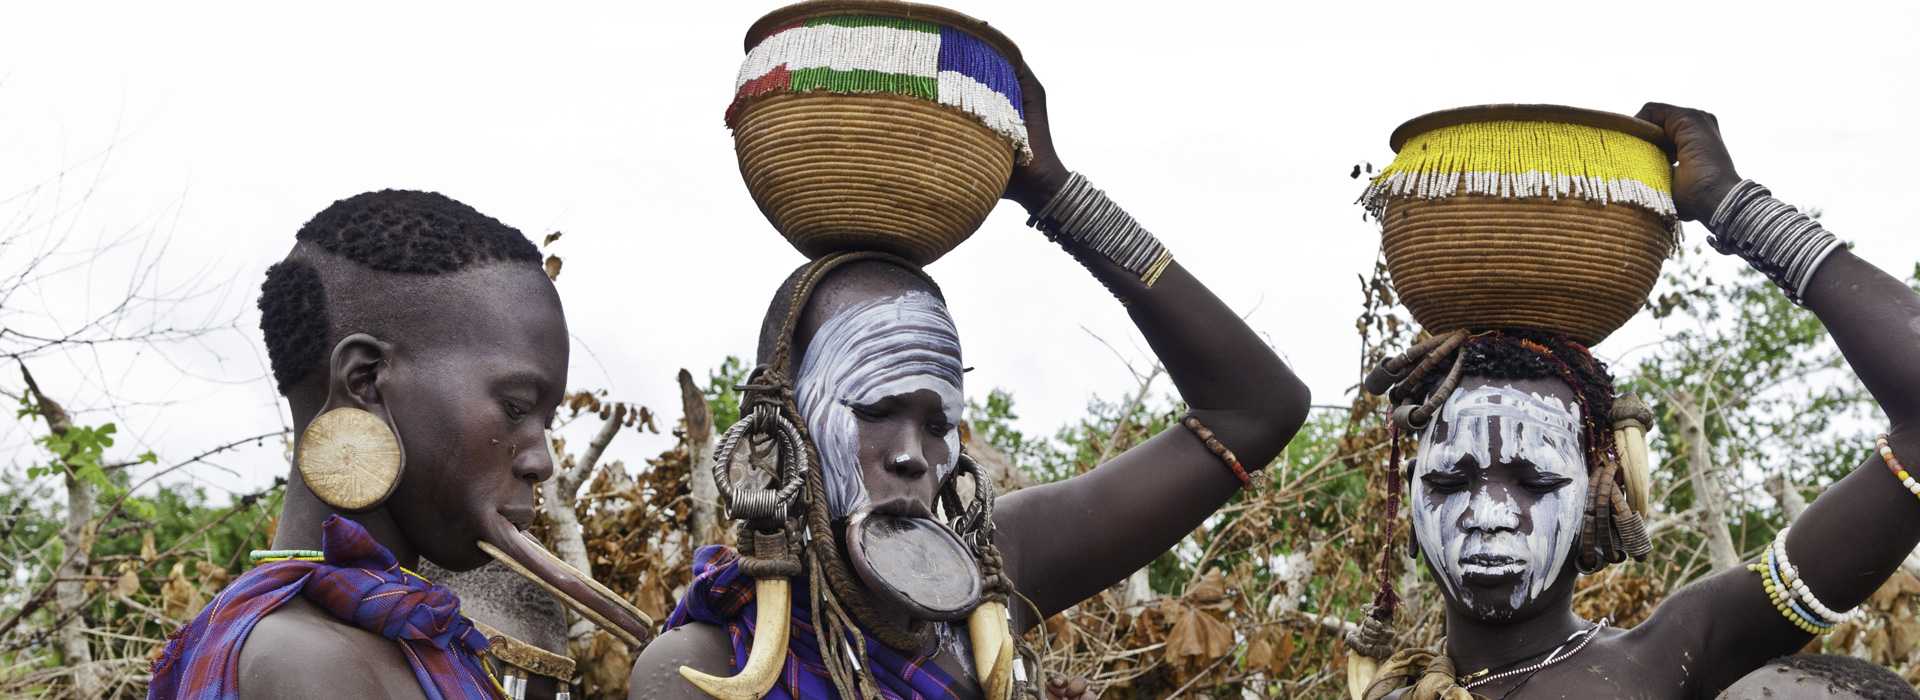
[1803,250,1920,430]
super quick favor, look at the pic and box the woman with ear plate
[148,190,653,700]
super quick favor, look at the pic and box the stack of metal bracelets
[1748,525,1863,635]
[1026,172,1175,287]
[1706,179,1846,305]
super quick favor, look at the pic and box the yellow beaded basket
[1361,105,1679,346]
[730,0,1029,265]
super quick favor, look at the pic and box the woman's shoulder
[627,622,737,700]
[237,597,423,699]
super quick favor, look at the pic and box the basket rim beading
[744,0,1025,67]
[1387,104,1671,154]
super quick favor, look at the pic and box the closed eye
[1420,472,1469,493]
[846,400,889,422]
[501,400,530,422]
[1521,475,1575,493]
[925,419,954,437]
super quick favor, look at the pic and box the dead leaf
[114,569,140,597]
[544,255,563,281]
[543,231,563,247]
[140,531,157,562]
[1162,603,1234,667]
[1245,635,1273,670]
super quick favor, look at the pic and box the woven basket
[1381,195,1670,345]
[732,0,1025,265]
[1369,105,1676,346]
[735,93,1014,265]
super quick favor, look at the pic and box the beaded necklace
[1457,617,1608,691]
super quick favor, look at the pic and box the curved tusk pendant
[1345,650,1379,700]
[680,577,790,700]
[968,601,1014,700]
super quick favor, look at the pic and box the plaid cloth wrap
[667,545,964,700]
[148,516,497,700]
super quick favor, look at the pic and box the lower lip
[1459,561,1526,581]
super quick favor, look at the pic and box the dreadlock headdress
[679,251,1024,700]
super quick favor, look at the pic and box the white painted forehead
[1438,383,1581,437]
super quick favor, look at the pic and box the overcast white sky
[3,1,1917,497]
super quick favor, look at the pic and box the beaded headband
[727,14,1032,162]
[1360,119,1677,227]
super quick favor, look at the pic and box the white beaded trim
[1773,526,1865,625]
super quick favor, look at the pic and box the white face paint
[1411,383,1588,618]
[795,291,963,518]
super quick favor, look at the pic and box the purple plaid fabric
[148,516,497,700]
[667,545,963,700]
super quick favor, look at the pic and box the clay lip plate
[1387,104,1674,155]
[844,508,983,622]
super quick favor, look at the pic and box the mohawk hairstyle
[257,190,541,393]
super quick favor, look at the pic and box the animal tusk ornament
[1346,650,1380,700]
[679,577,791,700]
[968,600,1015,700]
[1610,395,1657,515]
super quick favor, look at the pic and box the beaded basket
[1360,105,1679,346]
[730,0,1029,265]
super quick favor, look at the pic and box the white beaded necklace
[1458,617,1609,690]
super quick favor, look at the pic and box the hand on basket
[1636,102,1743,222]
[1003,59,1070,214]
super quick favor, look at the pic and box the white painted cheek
[1522,490,1562,602]
[1412,477,1477,605]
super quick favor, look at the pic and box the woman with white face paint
[632,40,1312,700]
[1353,105,1920,700]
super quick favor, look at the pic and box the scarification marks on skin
[1413,384,1587,616]
[796,292,964,517]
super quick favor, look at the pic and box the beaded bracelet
[1180,415,1254,487]
[1876,435,1920,500]
[1751,562,1829,635]
[1771,526,1864,625]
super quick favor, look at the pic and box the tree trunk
[57,470,99,697]
[22,365,101,697]
[544,403,626,648]
[1675,390,1741,570]
[680,370,720,546]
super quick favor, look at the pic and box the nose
[1459,485,1520,533]
[515,431,558,483]
[884,450,930,480]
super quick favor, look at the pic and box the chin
[421,540,492,572]
[1462,598,1523,622]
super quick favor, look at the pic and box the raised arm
[992,61,1311,630]
[1635,103,1920,693]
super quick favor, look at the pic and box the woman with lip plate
[626,5,1310,699]
[1349,104,1920,699]
[147,191,652,700]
